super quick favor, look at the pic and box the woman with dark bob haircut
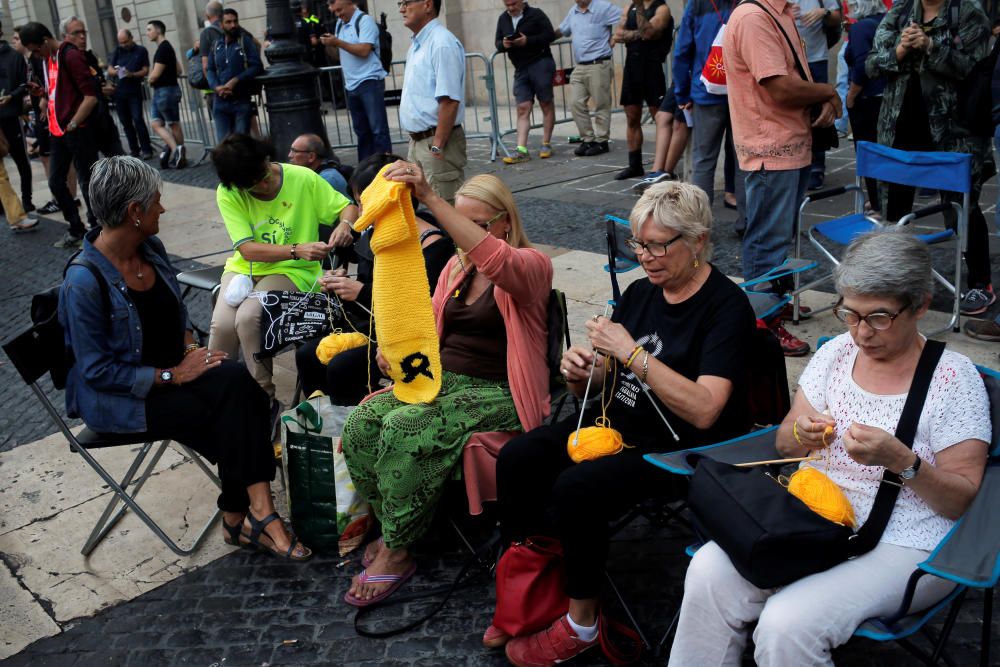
[208,133,358,411]
[58,156,310,560]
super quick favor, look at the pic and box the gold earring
[693,258,699,269]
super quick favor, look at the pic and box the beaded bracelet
[624,344,643,369]
[183,343,198,356]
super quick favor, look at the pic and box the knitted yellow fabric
[353,166,441,403]
[315,332,369,364]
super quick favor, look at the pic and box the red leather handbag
[492,537,569,637]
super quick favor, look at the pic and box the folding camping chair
[2,325,222,557]
[645,365,1000,666]
[793,141,973,334]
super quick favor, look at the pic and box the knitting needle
[572,302,614,447]
[734,455,822,468]
[637,382,680,441]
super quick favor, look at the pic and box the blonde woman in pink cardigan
[341,164,553,607]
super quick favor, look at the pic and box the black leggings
[145,360,275,513]
[497,417,683,599]
[295,337,382,405]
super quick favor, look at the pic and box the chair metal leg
[605,569,652,652]
[981,587,993,667]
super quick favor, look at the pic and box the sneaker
[38,199,60,215]
[614,165,644,180]
[159,149,170,169]
[140,149,154,160]
[574,141,594,157]
[964,317,1000,342]
[632,170,675,194]
[807,170,825,191]
[483,624,512,649]
[961,285,996,316]
[583,141,609,156]
[505,615,598,667]
[770,322,810,357]
[53,231,83,249]
[9,218,39,232]
[539,144,552,159]
[171,145,187,169]
[503,150,530,165]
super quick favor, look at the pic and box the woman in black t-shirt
[490,181,755,665]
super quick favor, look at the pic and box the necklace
[98,230,145,279]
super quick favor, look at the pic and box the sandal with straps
[245,511,313,561]
[222,518,246,547]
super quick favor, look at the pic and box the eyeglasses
[69,29,87,36]
[474,211,505,230]
[288,147,313,154]
[397,0,423,7]
[248,164,272,190]
[625,234,684,258]
[833,301,909,331]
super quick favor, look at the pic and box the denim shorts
[151,85,181,124]
[512,56,556,104]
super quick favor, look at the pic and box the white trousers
[668,540,957,666]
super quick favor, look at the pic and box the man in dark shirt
[0,21,34,212]
[20,19,100,249]
[206,8,262,141]
[107,29,153,159]
[146,20,186,169]
[495,0,557,163]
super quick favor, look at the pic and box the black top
[590,267,754,451]
[440,277,508,380]
[625,0,673,62]
[128,274,185,369]
[152,41,179,89]
[495,4,556,69]
[108,44,149,93]
[0,41,28,119]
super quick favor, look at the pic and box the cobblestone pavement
[3,138,999,665]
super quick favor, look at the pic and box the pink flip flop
[344,562,417,608]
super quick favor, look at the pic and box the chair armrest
[898,202,956,225]
[803,185,855,202]
[644,425,780,476]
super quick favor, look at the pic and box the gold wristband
[183,343,198,356]
[640,351,649,383]
[793,421,803,446]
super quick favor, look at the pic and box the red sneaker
[483,624,511,649]
[505,615,598,667]
[771,322,810,357]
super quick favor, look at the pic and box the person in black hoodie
[0,22,34,213]
[496,0,557,163]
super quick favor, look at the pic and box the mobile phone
[505,32,517,40]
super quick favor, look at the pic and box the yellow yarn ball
[787,466,856,528]
[315,332,369,365]
[567,425,625,463]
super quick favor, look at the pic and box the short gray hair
[834,230,933,310]
[60,16,82,38]
[847,0,885,19]
[206,1,224,18]
[628,181,714,263]
[89,156,162,229]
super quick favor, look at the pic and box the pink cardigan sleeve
[465,233,553,306]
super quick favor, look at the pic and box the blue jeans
[741,165,811,283]
[114,91,152,154]
[834,43,849,134]
[347,78,392,161]
[213,98,253,142]
[808,61,828,174]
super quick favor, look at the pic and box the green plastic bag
[280,397,367,553]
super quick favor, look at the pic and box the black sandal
[245,511,312,561]
[222,518,247,547]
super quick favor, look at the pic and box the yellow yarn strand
[567,357,632,463]
[786,466,856,528]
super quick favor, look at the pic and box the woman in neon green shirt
[208,133,358,407]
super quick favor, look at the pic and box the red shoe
[505,615,598,667]
[483,623,511,648]
[779,302,812,320]
[771,322,810,357]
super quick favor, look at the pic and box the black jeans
[848,96,882,212]
[0,116,32,206]
[145,361,276,513]
[497,417,683,599]
[296,336,382,406]
[49,124,100,236]
[114,92,152,154]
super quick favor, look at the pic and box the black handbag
[688,340,944,589]
[743,0,839,153]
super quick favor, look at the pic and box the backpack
[188,24,223,90]
[30,254,108,390]
[377,12,393,73]
[895,0,994,138]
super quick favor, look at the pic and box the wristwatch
[159,368,174,384]
[429,144,442,155]
[823,8,831,18]
[67,120,78,132]
[899,455,922,481]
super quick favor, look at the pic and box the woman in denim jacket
[58,156,310,561]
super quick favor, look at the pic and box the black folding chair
[2,325,222,557]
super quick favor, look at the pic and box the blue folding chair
[645,366,1000,666]
[793,141,973,334]
[604,215,816,322]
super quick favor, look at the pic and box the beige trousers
[569,60,613,143]
[408,125,467,203]
[209,271,297,400]
[0,160,26,226]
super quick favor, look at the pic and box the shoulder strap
[849,339,946,555]
[65,253,111,314]
[419,228,446,243]
[741,0,808,82]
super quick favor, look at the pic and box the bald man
[107,29,152,158]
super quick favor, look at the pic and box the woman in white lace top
[670,231,991,666]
